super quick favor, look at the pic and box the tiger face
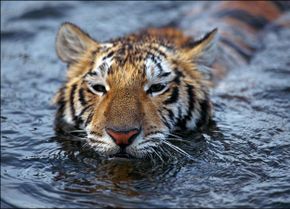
[54,23,217,159]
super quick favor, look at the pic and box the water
[1,1,290,208]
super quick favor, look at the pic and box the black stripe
[88,71,98,76]
[164,107,175,124]
[177,106,182,119]
[143,45,167,59]
[145,52,163,75]
[186,84,195,115]
[272,1,290,11]
[78,104,93,118]
[146,52,162,63]
[150,54,163,74]
[56,87,65,107]
[54,87,66,125]
[196,99,210,128]
[215,9,268,30]
[76,104,93,128]
[160,72,171,77]
[70,84,77,122]
[188,28,217,48]
[220,37,252,62]
[107,65,114,75]
[58,100,65,115]
[89,49,100,66]
[173,69,183,84]
[158,109,171,129]
[90,49,98,65]
[75,118,82,129]
[102,51,114,60]
[176,84,195,129]
[149,53,162,67]
[84,111,94,126]
[57,87,65,102]
[163,87,179,104]
[99,63,108,73]
[56,101,65,122]
[156,62,163,74]
[78,88,87,106]
[86,88,96,95]
[91,49,99,57]
[151,46,167,58]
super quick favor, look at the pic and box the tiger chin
[53,22,217,160]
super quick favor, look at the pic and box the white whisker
[167,133,193,142]
[159,145,170,158]
[166,138,191,143]
[69,130,86,133]
[81,141,90,149]
[152,148,164,163]
[162,140,194,160]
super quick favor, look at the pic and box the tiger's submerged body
[54,1,289,159]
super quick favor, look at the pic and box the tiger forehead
[104,42,169,64]
[92,43,172,77]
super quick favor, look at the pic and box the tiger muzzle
[106,127,140,148]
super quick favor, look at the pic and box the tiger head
[54,23,217,159]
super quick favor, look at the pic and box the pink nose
[106,128,139,147]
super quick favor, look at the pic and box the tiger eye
[148,84,166,94]
[92,84,106,93]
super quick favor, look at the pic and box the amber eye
[148,83,166,94]
[92,84,107,94]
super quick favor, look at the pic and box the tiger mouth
[109,149,135,159]
[111,153,133,159]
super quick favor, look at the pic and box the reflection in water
[46,120,222,206]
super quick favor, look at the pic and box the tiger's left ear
[56,22,99,64]
[183,28,218,66]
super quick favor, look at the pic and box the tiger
[53,1,289,159]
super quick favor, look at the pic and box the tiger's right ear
[56,23,98,64]
[183,28,218,67]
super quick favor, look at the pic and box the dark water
[1,1,290,208]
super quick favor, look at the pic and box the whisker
[162,140,194,160]
[141,136,192,161]
[159,145,171,159]
[167,133,183,138]
[81,141,90,149]
[147,151,155,164]
[69,130,86,133]
[166,138,191,143]
[60,134,87,142]
[152,148,164,164]
[166,133,193,142]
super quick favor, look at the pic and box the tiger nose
[106,127,140,147]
